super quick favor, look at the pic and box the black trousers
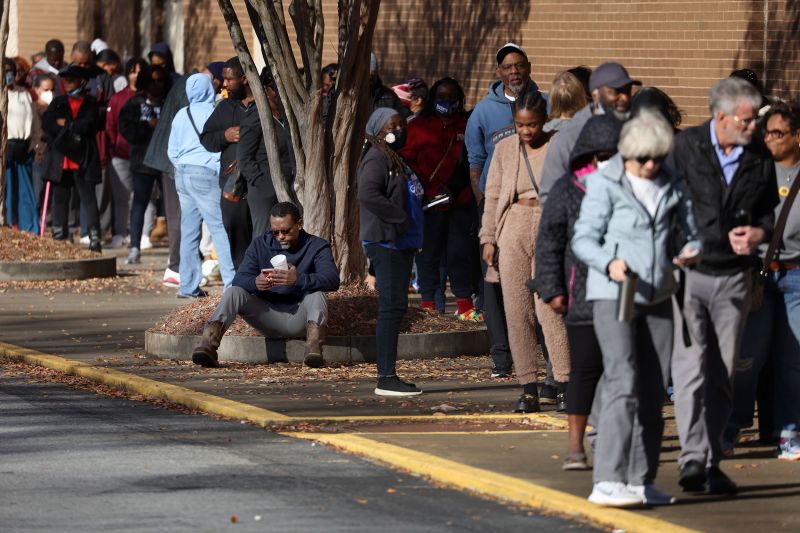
[221,196,253,269]
[565,324,604,415]
[417,201,477,302]
[477,199,512,370]
[246,181,278,239]
[51,170,99,239]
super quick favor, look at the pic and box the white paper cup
[270,254,288,270]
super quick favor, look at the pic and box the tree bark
[217,0,382,281]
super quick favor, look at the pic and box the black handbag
[53,124,85,162]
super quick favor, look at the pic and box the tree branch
[216,0,295,202]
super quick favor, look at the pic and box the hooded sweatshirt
[167,74,220,169]
[465,79,546,192]
[149,42,180,82]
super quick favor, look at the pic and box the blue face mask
[4,72,14,87]
[434,99,457,117]
[67,87,83,97]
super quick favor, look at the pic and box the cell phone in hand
[261,268,274,277]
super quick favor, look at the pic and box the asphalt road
[0,376,593,532]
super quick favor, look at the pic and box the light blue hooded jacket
[465,79,547,192]
[167,73,221,169]
[571,154,702,305]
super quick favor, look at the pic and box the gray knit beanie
[366,107,399,137]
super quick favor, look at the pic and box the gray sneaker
[125,247,141,264]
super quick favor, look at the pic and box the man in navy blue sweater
[192,202,340,368]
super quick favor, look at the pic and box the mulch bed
[150,284,485,337]
[0,227,100,262]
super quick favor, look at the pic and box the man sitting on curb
[192,202,340,368]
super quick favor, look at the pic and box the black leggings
[566,324,604,415]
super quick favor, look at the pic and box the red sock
[456,298,473,315]
[420,300,435,310]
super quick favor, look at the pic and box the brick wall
[373,0,800,125]
[14,1,800,126]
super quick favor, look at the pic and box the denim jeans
[174,164,235,295]
[365,243,414,377]
[728,269,800,435]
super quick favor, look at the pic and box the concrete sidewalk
[2,247,799,532]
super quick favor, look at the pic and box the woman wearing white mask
[31,73,55,219]
[3,58,42,233]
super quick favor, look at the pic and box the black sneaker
[678,460,707,492]
[539,383,557,405]
[491,367,512,378]
[178,288,209,299]
[514,393,540,413]
[706,466,737,495]
[375,376,422,397]
[556,392,567,412]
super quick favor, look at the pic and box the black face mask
[385,128,406,151]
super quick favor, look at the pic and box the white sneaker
[627,484,676,505]
[109,235,126,249]
[588,481,643,508]
[202,259,221,280]
[140,235,153,250]
[163,268,180,287]
[79,235,90,245]
[778,429,800,461]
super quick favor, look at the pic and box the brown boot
[192,321,225,367]
[304,321,326,368]
[149,216,168,241]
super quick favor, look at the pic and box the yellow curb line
[0,341,567,429]
[0,342,290,423]
[285,432,701,533]
[351,430,568,436]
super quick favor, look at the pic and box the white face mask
[39,90,54,105]
[596,159,611,170]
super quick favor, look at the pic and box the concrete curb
[0,256,116,281]
[144,328,489,363]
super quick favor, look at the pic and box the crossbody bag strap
[520,140,539,194]
[186,105,202,138]
[761,170,800,275]
[427,133,456,184]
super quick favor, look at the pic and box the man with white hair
[670,76,778,495]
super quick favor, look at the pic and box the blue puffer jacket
[571,154,702,305]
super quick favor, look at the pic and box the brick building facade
[8,0,800,125]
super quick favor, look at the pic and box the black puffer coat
[534,172,591,326]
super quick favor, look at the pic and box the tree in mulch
[151,284,485,338]
[0,227,100,262]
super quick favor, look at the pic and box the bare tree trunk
[216,0,381,281]
[0,0,12,226]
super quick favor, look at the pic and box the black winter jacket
[357,145,410,243]
[236,106,295,192]
[199,98,253,187]
[534,172,592,326]
[42,94,102,184]
[670,121,778,275]
[118,94,162,176]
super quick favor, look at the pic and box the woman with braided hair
[358,107,425,396]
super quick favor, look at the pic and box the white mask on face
[39,90,54,105]
[596,159,611,170]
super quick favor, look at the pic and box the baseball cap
[496,43,528,65]
[589,62,641,91]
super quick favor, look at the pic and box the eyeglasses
[635,156,666,166]
[499,61,528,73]
[732,115,757,128]
[765,129,793,139]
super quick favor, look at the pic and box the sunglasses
[635,156,666,166]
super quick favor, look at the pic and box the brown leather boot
[304,321,326,368]
[150,216,168,241]
[192,320,225,367]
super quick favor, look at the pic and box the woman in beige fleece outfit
[480,92,571,413]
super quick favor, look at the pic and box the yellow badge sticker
[779,185,791,197]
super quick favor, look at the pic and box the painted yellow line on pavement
[0,342,290,422]
[352,429,567,436]
[285,432,701,533]
[0,341,568,429]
